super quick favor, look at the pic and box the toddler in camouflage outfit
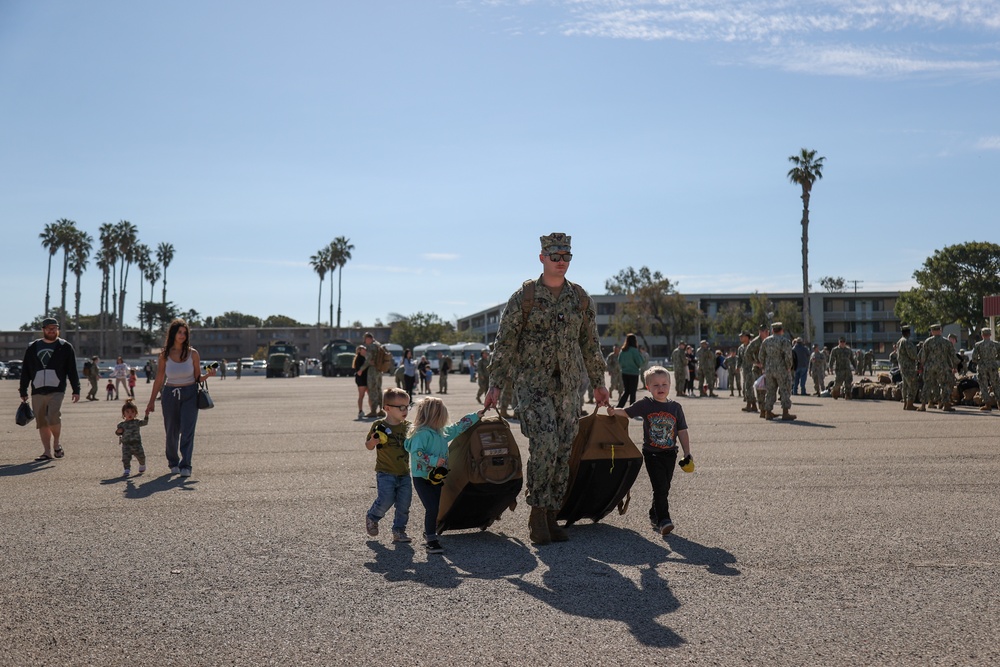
[116,399,149,477]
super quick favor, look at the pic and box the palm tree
[134,243,151,332]
[98,223,118,355]
[113,220,139,345]
[330,236,354,329]
[68,230,93,346]
[309,246,330,326]
[145,261,162,332]
[157,242,175,306]
[787,148,825,343]
[39,221,63,316]
[56,219,79,321]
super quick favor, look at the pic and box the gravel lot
[2,375,998,666]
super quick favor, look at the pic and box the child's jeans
[367,472,412,533]
[412,476,442,542]
[643,448,678,526]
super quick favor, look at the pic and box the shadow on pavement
[511,523,710,648]
[99,473,199,497]
[0,459,56,476]
[364,541,460,589]
[663,533,740,576]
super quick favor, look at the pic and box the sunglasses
[386,404,410,411]
[547,253,573,262]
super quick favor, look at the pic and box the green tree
[819,276,846,292]
[56,219,79,321]
[134,243,152,332]
[895,241,1000,339]
[97,223,118,356]
[309,246,330,326]
[263,314,305,327]
[39,220,64,316]
[68,229,93,346]
[389,312,455,351]
[712,302,750,338]
[211,311,263,328]
[113,220,139,342]
[788,148,826,342]
[144,260,162,332]
[330,236,354,329]
[604,266,699,349]
[156,242,175,306]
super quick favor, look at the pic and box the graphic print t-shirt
[623,397,687,452]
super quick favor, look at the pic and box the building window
[597,302,616,316]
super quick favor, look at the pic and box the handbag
[197,380,214,410]
[16,401,34,426]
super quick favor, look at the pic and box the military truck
[320,338,356,377]
[266,340,301,378]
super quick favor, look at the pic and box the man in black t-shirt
[18,318,81,461]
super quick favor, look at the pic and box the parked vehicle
[320,339,355,377]
[413,342,451,373]
[384,343,404,370]
[6,360,21,379]
[266,340,300,378]
[450,342,489,373]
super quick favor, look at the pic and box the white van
[450,342,489,373]
[413,342,452,373]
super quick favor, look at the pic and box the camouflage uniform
[358,340,385,413]
[808,348,828,396]
[605,350,624,398]
[855,349,865,377]
[828,346,856,398]
[117,415,149,470]
[863,350,874,376]
[670,347,687,399]
[744,334,765,409]
[896,335,919,408]
[725,354,740,396]
[919,333,957,409]
[695,344,716,396]
[971,333,1000,409]
[489,276,606,510]
[758,333,794,413]
[476,355,490,403]
[438,355,451,393]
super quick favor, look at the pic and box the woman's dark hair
[162,318,190,361]
[404,348,413,359]
[623,333,638,350]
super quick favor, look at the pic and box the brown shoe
[904,400,917,411]
[917,404,927,412]
[759,408,767,419]
[529,507,551,545]
[546,511,568,542]
[980,405,992,412]
[780,409,797,421]
[942,404,956,412]
[765,410,777,420]
[364,411,378,418]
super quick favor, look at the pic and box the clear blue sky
[2,0,998,332]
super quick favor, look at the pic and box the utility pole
[848,279,864,293]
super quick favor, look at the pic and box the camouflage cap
[739,331,751,338]
[982,327,992,335]
[930,323,942,330]
[758,323,769,331]
[771,321,783,330]
[700,340,708,346]
[540,232,571,253]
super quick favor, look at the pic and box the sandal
[54,446,65,459]
[35,454,54,461]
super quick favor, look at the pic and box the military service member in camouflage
[736,332,752,409]
[743,324,768,414]
[918,324,958,412]
[670,342,687,401]
[725,349,740,396]
[896,326,920,411]
[605,344,624,401]
[758,322,796,420]
[485,233,608,546]
[808,344,827,396]
[695,340,716,397]
[475,350,490,404]
[828,337,856,400]
[970,328,999,411]
[357,332,385,418]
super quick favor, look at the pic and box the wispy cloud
[477,0,1000,78]
[976,136,1000,150]
[422,253,460,261]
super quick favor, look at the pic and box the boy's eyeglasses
[547,253,572,262]
[386,404,409,411]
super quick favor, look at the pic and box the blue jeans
[367,472,412,533]
[412,476,442,541]
[161,384,199,470]
[793,368,808,395]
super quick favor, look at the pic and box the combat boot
[780,409,797,421]
[979,403,991,412]
[759,406,767,419]
[942,403,956,412]
[917,403,927,412]
[904,399,917,411]
[528,507,551,545]
[546,511,568,542]
[764,410,777,420]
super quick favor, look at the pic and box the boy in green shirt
[364,388,413,543]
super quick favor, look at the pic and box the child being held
[106,379,115,401]
[116,399,149,477]
[404,397,484,554]
[608,365,692,536]
[364,388,413,544]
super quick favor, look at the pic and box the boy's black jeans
[643,448,678,526]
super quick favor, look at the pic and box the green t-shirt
[368,419,410,476]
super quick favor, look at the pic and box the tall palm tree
[98,223,118,355]
[145,261,161,332]
[787,148,825,343]
[68,230,93,347]
[113,220,139,344]
[157,242,174,306]
[95,248,111,356]
[56,219,79,321]
[309,246,330,326]
[39,221,63,316]
[330,236,354,329]
[134,243,151,332]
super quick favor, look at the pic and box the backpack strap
[521,278,589,324]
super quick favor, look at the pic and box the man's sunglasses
[547,253,573,262]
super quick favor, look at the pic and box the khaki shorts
[31,393,65,429]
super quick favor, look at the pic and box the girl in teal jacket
[405,398,483,553]
[617,333,645,407]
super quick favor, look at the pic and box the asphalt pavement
[2,374,998,666]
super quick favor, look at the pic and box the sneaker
[425,540,444,554]
[649,518,658,531]
[169,466,180,474]
[179,468,192,477]
[138,465,146,473]
[123,469,131,477]
[366,515,379,537]
[659,520,675,536]
[392,531,412,543]
[357,410,364,420]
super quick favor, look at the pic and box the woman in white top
[145,318,215,478]
[113,356,130,400]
